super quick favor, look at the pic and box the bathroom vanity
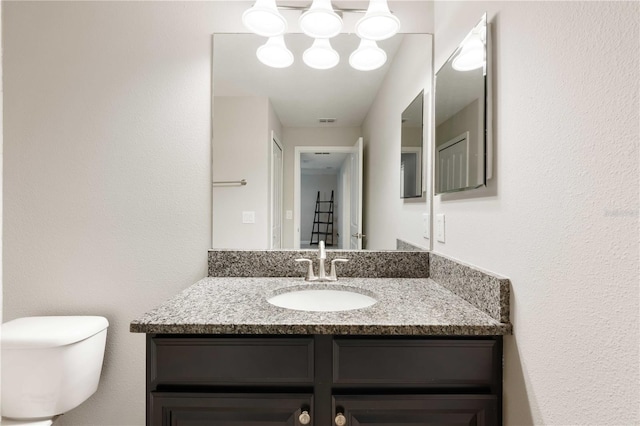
[146,334,501,425]
[132,259,511,426]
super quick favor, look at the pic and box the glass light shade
[303,38,340,70]
[299,0,343,39]
[355,0,400,41]
[257,36,294,68]
[242,0,288,37]
[349,39,387,71]
[452,36,485,71]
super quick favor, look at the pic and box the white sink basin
[267,285,377,312]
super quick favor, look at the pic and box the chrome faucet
[295,240,349,281]
[317,240,327,281]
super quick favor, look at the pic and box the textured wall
[2,2,217,425]
[433,2,639,424]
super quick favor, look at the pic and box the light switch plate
[422,213,430,239]
[436,214,445,243]
[285,210,293,220]
[242,211,255,224]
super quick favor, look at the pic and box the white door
[437,132,469,193]
[270,134,283,248]
[349,137,363,249]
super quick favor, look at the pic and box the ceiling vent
[318,118,337,123]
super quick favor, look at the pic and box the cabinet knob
[335,412,346,426]
[299,410,311,425]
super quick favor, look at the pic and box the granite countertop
[130,277,511,335]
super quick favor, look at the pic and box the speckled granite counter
[130,277,511,336]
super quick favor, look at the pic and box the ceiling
[301,152,349,174]
[213,33,405,127]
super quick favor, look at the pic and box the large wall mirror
[434,14,492,194]
[212,32,432,250]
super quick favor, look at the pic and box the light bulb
[257,36,294,68]
[452,35,485,71]
[303,38,340,70]
[299,0,343,39]
[242,0,287,37]
[349,39,387,71]
[355,0,400,41]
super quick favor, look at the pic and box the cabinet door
[333,395,498,426]
[150,392,313,426]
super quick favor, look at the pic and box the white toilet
[1,316,109,426]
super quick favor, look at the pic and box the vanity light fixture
[452,33,485,71]
[257,36,294,68]
[355,0,400,41]
[243,0,400,70]
[299,0,343,39]
[303,38,340,70]
[242,0,288,37]
[349,39,387,71]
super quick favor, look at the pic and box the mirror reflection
[212,33,431,250]
[435,14,490,194]
[401,91,424,198]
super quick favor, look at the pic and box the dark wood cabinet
[147,335,502,426]
[333,395,498,426]
[150,393,312,426]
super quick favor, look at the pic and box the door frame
[269,131,284,249]
[294,145,355,250]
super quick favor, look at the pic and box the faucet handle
[295,258,316,281]
[329,258,349,281]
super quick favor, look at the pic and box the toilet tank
[1,316,109,419]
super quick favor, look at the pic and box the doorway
[294,138,363,250]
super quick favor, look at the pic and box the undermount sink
[267,285,377,312]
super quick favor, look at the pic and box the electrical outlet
[242,211,255,224]
[286,210,293,220]
[436,214,445,243]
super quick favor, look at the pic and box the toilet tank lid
[1,316,109,349]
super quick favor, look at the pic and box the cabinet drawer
[333,338,498,388]
[150,392,313,426]
[150,337,314,386]
[333,394,498,426]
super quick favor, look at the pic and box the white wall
[282,126,362,247]
[212,96,276,249]
[432,2,639,424]
[2,2,222,425]
[363,34,432,250]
